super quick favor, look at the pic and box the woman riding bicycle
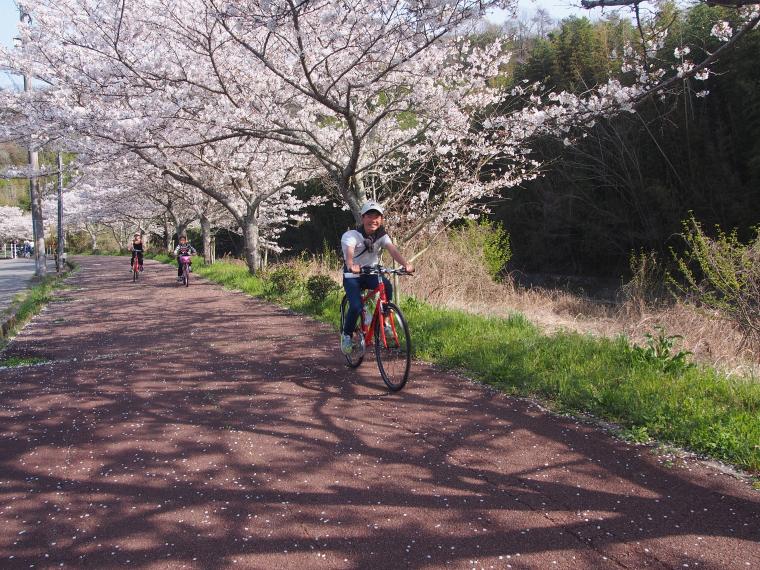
[340,201,414,355]
[128,232,145,272]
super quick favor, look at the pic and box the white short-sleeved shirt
[341,229,393,278]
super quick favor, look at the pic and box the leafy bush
[483,221,512,281]
[306,274,338,302]
[452,220,512,282]
[671,214,760,345]
[267,266,302,295]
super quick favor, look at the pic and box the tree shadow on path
[0,256,757,569]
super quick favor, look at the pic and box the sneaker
[139,266,144,272]
[177,276,183,282]
[189,266,193,273]
[340,333,353,355]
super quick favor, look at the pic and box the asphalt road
[0,258,42,314]
[0,256,758,569]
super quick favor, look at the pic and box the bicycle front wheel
[340,295,365,368]
[374,302,411,391]
[183,264,190,287]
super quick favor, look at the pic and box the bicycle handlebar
[360,264,412,276]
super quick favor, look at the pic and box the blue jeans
[342,275,393,335]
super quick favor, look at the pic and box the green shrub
[452,220,512,282]
[306,275,338,302]
[267,266,302,295]
[670,214,760,345]
[482,221,512,281]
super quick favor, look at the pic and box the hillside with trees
[0,142,29,207]
[494,6,760,279]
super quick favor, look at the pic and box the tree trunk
[337,176,364,225]
[175,223,188,243]
[29,155,47,277]
[109,224,128,252]
[200,214,213,264]
[85,224,98,251]
[163,215,172,252]
[242,216,260,275]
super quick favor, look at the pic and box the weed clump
[306,275,338,302]
[627,325,694,374]
[451,220,512,282]
[267,266,302,295]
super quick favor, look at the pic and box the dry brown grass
[402,233,759,376]
[609,302,759,377]
[283,232,759,377]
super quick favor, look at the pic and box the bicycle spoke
[374,303,411,391]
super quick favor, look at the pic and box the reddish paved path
[0,256,758,569]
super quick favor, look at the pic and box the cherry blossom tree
[2,0,757,276]
[578,1,760,104]
[0,206,32,245]
[134,136,319,272]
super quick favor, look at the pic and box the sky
[0,0,16,50]
[0,0,594,88]
[1,0,21,89]
[487,0,591,25]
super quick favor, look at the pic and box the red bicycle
[131,253,141,282]
[340,265,412,391]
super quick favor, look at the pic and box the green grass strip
[0,262,77,344]
[0,356,49,367]
[153,256,760,474]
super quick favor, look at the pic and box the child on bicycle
[340,200,414,354]
[128,232,144,271]
[173,235,197,281]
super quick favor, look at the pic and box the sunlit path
[0,256,758,569]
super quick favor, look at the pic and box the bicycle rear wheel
[339,295,365,367]
[374,302,411,391]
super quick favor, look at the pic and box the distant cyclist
[128,233,145,272]
[173,235,197,282]
[340,201,414,354]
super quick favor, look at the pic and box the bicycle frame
[178,255,191,284]
[356,279,397,347]
[132,253,140,281]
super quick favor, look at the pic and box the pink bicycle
[177,254,192,287]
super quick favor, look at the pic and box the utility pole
[20,8,46,277]
[56,152,64,272]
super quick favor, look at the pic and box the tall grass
[165,256,760,474]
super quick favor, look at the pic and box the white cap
[360,200,384,216]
